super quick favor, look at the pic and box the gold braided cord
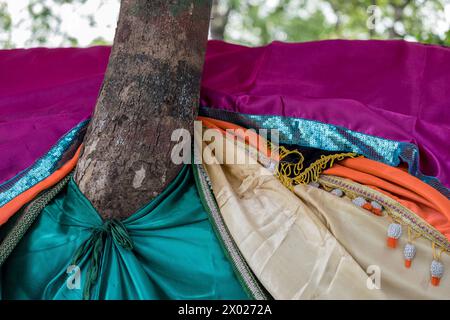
[319,175,450,254]
[273,146,357,190]
[433,241,445,260]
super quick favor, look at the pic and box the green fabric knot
[70,219,134,300]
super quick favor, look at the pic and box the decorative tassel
[352,197,384,216]
[403,243,416,268]
[387,223,402,248]
[370,201,383,216]
[431,242,445,286]
[352,197,367,207]
[308,181,320,188]
[330,188,343,197]
[362,202,373,211]
[431,260,444,286]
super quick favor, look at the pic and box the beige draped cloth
[200,130,450,299]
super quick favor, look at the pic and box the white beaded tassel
[308,181,320,188]
[370,200,383,215]
[403,243,416,268]
[431,260,444,286]
[431,243,445,286]
[352,196,367,207]
[330,188,344,197]
[387,223,402,248]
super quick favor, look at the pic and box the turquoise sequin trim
[0,120,88,207]
[2,106,449,208]
[199,106,450,198]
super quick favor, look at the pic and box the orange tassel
[431,276,441,286]
[362,203,373,211]
[387,223,402,249]
[387,237,398,248]
[403,243,416,268]
[371,208,383,216]
[430,259,444,287]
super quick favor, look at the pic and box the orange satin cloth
[3,116,448,242]
[0,146,81,225]
[198,116,450,239]
[324,159,450,239]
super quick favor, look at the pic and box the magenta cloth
[0,47,110,183]
[201,40,450,187]
[0,40,449,188]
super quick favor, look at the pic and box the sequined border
[199,106,450,199]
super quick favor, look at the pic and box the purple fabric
[0,40,449,188]
[0,47,110,183]
[201,40,450,187]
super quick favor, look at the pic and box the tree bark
[74,0,212,220]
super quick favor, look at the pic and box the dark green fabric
[0,174,72,267]
[1,165,248,300]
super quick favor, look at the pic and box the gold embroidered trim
[275,147,357,190]
[318,175,450,253]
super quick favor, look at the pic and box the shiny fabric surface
[0,166,247,300]
[1,40,449,190]
[325,163,450,239]
[0,47,109,184]
[202,40,450,188]
[202,132,450,299]
[199,107,449,198]
[202,136,383,299]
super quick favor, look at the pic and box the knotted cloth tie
[70,219,134,299]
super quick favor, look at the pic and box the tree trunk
[74,0,212,220]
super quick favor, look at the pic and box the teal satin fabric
[0,165,248,299]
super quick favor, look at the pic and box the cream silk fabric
[295,183,450,299]
[200,131,450,299]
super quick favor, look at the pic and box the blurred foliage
[0,0,448,48]
[0,2,12,47]
[0,0,98,48]
[89,36,109,45]
[219,0,450,46]
[25,0,86,46]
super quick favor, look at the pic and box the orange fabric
[432,277,441,286]
[198,116,276,159]
[370,185,450,237]
[197,117,227,135]
[324,159,450,240]
[199,116,450,239]
[337,158,450,217]
[387,237,398,248]
[200,116,450,239]
[325,164,439,211]
[369,186,450,236]
[405,260,412,268]
[0,146,81,225]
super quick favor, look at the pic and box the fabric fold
[1,165,247,300]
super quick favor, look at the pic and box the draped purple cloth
[1,40,449,188]
[0,47,109,183]
[201,40,450,187]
